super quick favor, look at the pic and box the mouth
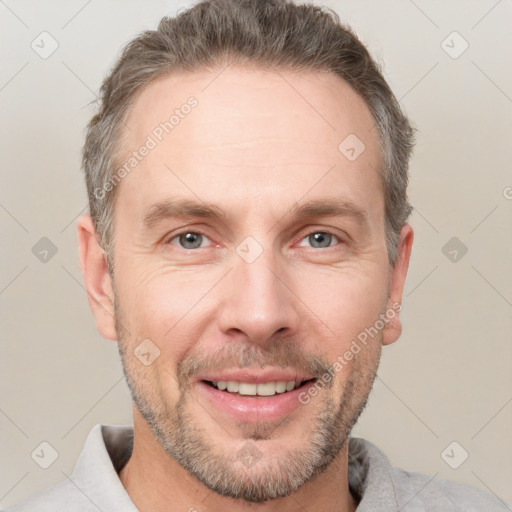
[202,378,317,397]
[195,375,318,423]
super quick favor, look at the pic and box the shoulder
[4,424,135,512]
[349,437,508,512]
[389,466,507,511]
[3,479,97,512]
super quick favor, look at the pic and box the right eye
[167,231,213,250]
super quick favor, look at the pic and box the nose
[216,246,300,347]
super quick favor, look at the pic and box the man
[7,0,506,510]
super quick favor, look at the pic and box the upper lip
[196,368,315,385]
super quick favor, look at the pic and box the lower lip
[195,380,315,423]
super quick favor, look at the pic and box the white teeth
[227,381,239,392]
[239,383,257,396]
[256,382,276,396]
[212,380,303,396]
[275,381,287,393]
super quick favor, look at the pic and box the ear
[77,214,117,341]
[382,223,414,346]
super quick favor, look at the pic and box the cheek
[115,268,219,363]
[118,266,193,326]
[294,265,388,343]
[114,278,189,406]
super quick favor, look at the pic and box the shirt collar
[69,424,137,512]
[348,437,399,511]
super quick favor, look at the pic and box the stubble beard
[114,299,382,504]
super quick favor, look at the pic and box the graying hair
[82,0,415,270]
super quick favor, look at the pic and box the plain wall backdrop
[1,0,511,508]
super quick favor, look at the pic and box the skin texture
[78,65,413,512]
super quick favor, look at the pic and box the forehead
[116,66,383,222]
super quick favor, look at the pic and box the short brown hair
[82,0,415,270]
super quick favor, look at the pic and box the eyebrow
[141,198,226,230]
[141,197,369,230]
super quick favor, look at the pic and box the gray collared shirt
[5,424,507,511]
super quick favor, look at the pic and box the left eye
[298,231,340,249]
[169,232,211,250]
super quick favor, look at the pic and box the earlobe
[77,214,118,341]
[382,223,414,346]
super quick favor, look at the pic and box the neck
[119,409,358,512]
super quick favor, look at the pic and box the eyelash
[166,229,344,251]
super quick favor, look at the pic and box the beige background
[1,0,511,508]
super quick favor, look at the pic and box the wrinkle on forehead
[113,66,385,239]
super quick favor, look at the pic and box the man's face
[105,66,403,502]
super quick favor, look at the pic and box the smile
[196,376,318,423]
[204,379,315,396]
